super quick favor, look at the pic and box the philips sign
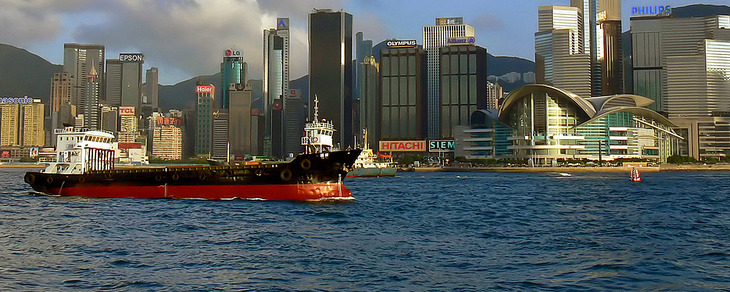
[387,40,417,48]
[119,53,144,62]
[632,5,671,16]
[446,36,476,46]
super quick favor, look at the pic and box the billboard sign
[119,106,135,116]
[29,147,39,158]
[436,17,463,25]
[119,53,144,62]
[379,140,427,152]
[196,85,214,93]
[224,49,242,58]
[631,5,671,16]
[386,40,417,48]
[428,140,455,153]
[446,36,476,46]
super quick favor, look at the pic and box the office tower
[229,83,253,157]
[309,9,353,148]
[151,113,182,160]
[438,44,487,138]
[118,106,137,143]
[486,81,503,110]
[423,17,475,138]
[380,42,427,141]
[50,72,72,113]
[210,110,229,160]
[264,18,290,157]
[105,59,122,106]
[535,6,591,97]
[145,67,159,109]
[632,15,730,159]
[81,61,101,129]
[360,56,380,148]
[120,53,144,113]
[284,89,306,156]
[355,32,374,143]
[21,100,45,146]
[100,106,118,133]
[0,104,20,146]
[570,0,622,96]
[221,49,246,109]
[63,43,104,108]
[195,83,215,156]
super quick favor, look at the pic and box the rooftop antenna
[313,94,320,121]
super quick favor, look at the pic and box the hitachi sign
[379,140,426,152]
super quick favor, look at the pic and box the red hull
[46,183,353,201]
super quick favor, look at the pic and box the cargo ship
[25,103,360,201]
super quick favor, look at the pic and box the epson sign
[387,40,417,48]
[119,53,144,62]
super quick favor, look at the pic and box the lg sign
[225,49,242,57]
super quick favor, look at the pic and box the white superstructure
[43,127,116,174]
[301,96,336,154]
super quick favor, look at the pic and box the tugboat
[347,129,397,178]
[25,102,360,201]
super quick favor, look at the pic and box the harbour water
[1,167,728,290]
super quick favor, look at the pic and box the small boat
[559,172,572,177]
[347,129,397,178]
[630,168,641,182]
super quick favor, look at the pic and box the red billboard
[196,86,214,93]
[119,106,135,116]
[379,140,427,152]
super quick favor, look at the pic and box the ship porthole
[300,159,311,170]
[46,176,54,184]
[25,173,35,184]
[154,174,163,182]
[171,173,180,181]
[104,173,112,179]
[198,172,207,181]
[280,168,292,181]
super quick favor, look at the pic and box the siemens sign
[119,53,144,62]
[429,140,455,153]
[632,5,671,16]
[386,40,417,48]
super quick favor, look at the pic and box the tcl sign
[119,106,135,116]
[196,86,214,93]
[379,140,427,152]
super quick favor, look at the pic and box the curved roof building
[455,84,681,163]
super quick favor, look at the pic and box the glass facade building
[380,46,426,141]
[439,45,487,138]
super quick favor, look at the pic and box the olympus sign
[119,53,144,62]
[387,40,417,48]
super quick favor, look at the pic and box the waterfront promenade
[412,164,730,173]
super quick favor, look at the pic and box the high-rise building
[423,17,475,138]
[360,55,380,149]
[210,110,229,160]
[50,72,72,113]
[284,89,306,156]
[355,32,374,143]
[21,100,45,147]
[195,83,215,156]
[118,106,138,143]
[145,67,159,109]
[221,49,246,109]
[486,81,503,110]
[100,105,118,133]
[263,18,290,157]
[535,6,591,97]
[81,61,101,129]
[120,53,144,113]
[570,0,622,96]
[309,9,353,148]
[0,104,20,146]
[63,43,104,108]
[151,113,182,160]
[380,42,427,141]
[105,59,122,106]
[632,14,730,159]
[438,44,488,138]
[229,82,253,157]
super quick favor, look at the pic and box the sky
[1,0,727,85]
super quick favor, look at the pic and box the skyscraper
[120,53,144,113]
[145,67,159,109]
[438,44,488,138]
[284,89,306,156]
[210,110,229,160]
[50,72,72,113]
[360,55,380,149]
[309,9,353,148]
[0,104,20,146]
[105,59,122,106]
[81,62,101,129]
[263,18,290,157]
[221,49,246,109]
[380,41,427,141]
[423,17,475,138]
[229,82,253,157]
[63,43,104,109]
[21,100,45,147]
[195,83,215,156]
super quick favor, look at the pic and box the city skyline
[2,0,726,85]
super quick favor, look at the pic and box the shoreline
[409,164,730,173]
